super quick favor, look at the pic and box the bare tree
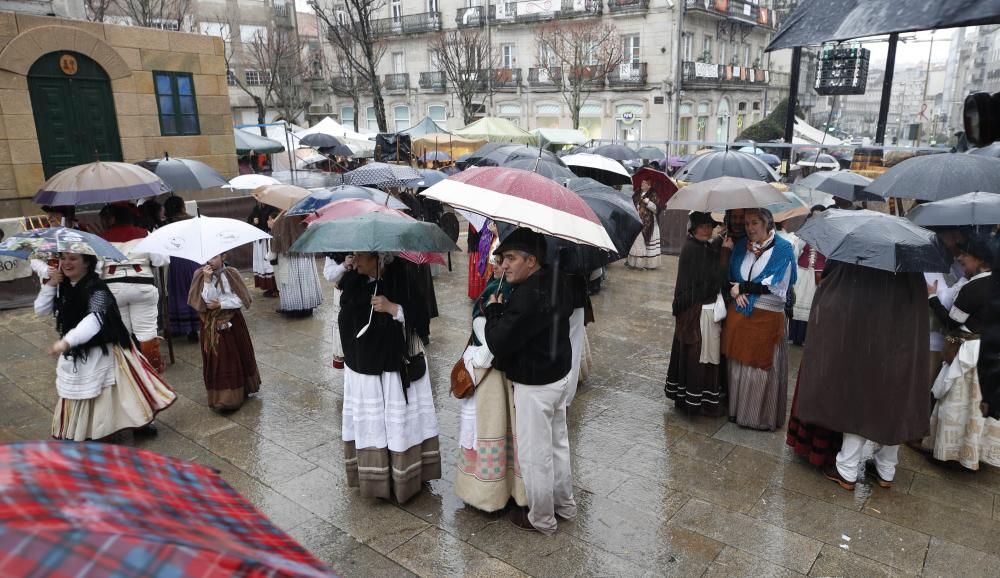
[219,19,268,136]
[311,0,388,132]
[245,25,311,125]
[535,20,623,129]
[326,47,365,132]
[113,0,191,30]
[85,0,113,22]
[429,29,500,125]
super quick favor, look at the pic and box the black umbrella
[797,170,882,202]
[673,150,780,183]
[472,145,564,167]
[459,142,517,167]
[796,208,948,273]
[865,153,1000,201]
[137,156,227,191]
[330,144,355,157]
[591,144,640,163]
[906,192,1000,227]
[501,158,576,181]
[299,133,342,148]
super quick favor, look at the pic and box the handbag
[712,292,727,323]
[451,335,492,399]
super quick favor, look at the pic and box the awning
[530,128,588,148]
[233,129,285,155]
[398,116,448,137]
[452,117,537,145]
[411,133,487,160]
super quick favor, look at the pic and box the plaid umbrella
[33,162,170,206]
[0,227,127,261]
[137,156,228,191]
[0,441,335,578]
[344,163,421,188]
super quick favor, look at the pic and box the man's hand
[371,295,398,316]
[487,292,504,305]
[722,235,734,250]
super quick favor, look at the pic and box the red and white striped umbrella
[419,167,615,251]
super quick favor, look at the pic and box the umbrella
[738,146,767,155]
[666,176,788,212]
[636,146,667,161]
[290,212,459,254]
[132,216,270,263]
[667,155,685,168]
[137,156,228,191]
[562,153,632,187]
[421,151,452,162]
[0,227,127,261]
[797,170,881,202]
[764,191,811,222]
[286,185,408,216]
[470,145,564,167]
[420,167,615,251]
[796,208,948,273]
[404,169,447,190]
[330,144,355,157]
[502,157,576,181]
[225,174,281,190]
[865,153,1000,201]
[591,143,640,163]
[270,170,344,189]
[673,150,780,183]
[756,153,782,168]
[299,133,342,148]
[344,162,421,188]
[33,161,170,206]
[906,192,1000,227]
[969,143,1000,158]
[797,153,840,169]
[233,129,285,155]
[632,167,680,206]
[251,184,311,211]
[0,441,332,578]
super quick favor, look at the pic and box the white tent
[794,118,844,146]
[294,117,375,153]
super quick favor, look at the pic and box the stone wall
[0,11,237,218]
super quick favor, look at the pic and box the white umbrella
[665,176,787,212]
[561,153,631,178]
[132,216,270,264]
[225,174,281,190]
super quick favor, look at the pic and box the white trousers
[108,283,159,341]
[836,433,899,482]
[566,307,586,406]
[514,374,576,534]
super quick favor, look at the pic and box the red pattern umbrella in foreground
[0,441,335,578]
[419,166,616,251]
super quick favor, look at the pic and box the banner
[694,62,719,78]
[0,219,33,283]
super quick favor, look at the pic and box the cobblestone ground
[3,249,1000,577]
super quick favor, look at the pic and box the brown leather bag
[450,335,492,399]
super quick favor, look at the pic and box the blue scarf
[729,233,797,316]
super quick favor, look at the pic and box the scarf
[476,222,495,277]
[729,232,796,316]
[633,191,656,243]
[187,267,253,354]
[54,272,131,362]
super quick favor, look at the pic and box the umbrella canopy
[0,227,127,261]
[286,185,407,216]
[797,153,840,169]
[34,161,170,205]
[738,146,768,155]
[299,133,342,148]
[452,117,537,144]
[530,127,588,148]
[251,184,311,211]
[330,144,355,157]
[562,153,632,187]
[636,146,667,161]
[137,156,227,191]
[797,170,881,202]
[502,157,576,181]
[756,153,782,168]
[471,144,565,167]
[404,169,448,190]
[666,176,788,212]
[290,212,459,254]
[632,167,680,206]
[591,143,640,163]
[420,151,452,162]
[969,142,1000,158]
[225,174,281,190]
[796,208,948,273]
[132,216,270,264]
[674,150,780,183]
[865,153,1000,201]
[763,191,811,222]
[0,441,332,578]
[234,129,286,155]
[906,192,1000,227]
[344,162,421,188]
[420,166,615,251]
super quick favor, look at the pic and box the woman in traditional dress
[327,252,440,503]
[35,252,176,440]
[323,253,350,369]
[268,211,323,316]
[665,211,728,416]
[456,270,528,511]
[923,238,1000,470]
[721,208,796,431]
[188,253,261,412]
[163,195,201,341]
[626,179,661,270]
[467,221,492,299]
[249,203,278,297]
[788,206,827,346]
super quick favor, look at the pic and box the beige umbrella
[251,184,310,211]
[666,176,787,212]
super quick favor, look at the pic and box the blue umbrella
[0,227,127,261]
[286,185,407,216]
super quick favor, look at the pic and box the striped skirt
[727,326,789,431]
[276,254,323,313]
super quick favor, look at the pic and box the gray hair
[745,207,775,232]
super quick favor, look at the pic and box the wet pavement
[3,249,1000,577]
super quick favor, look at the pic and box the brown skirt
[201,310,261,411]
[345,437,442,503]
[254,273,277,293]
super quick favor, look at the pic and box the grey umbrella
[797,170,882,202]
[591,144,640,163]
[344,162,421,188]
[906,192,1000,226]
[137,156,227,191]
[796,208,948,273]
[865,153,1000,201]
[299,133,342,148]
[968,143,1000,157]
[502,158,576,181]
[673,150,780,183]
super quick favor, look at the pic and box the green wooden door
[27,51,123,179]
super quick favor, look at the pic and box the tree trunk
[352,94,361,132]
[372,86,388,133]
[255,97,267,137]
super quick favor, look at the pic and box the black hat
[959,236,994,265]
[688,211,719,232]
[493,227,547,263]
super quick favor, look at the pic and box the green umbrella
[234,129,286,155]
[289,213,459,254]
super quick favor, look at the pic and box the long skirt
[786,371,842,467]
[252,239,277,293]
[666,341,727,417]
[52,345,176,441]
[167,257,201,334]
[276,254,323,313]
[342,366,441,503]
[456,361,527,512]
[923,339,1000,470]
[201,311,261,412]
[468,251,487,299]
[330,286,344,364]
[728,331,789,431]
[626,222,661,269]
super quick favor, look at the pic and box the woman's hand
[927,280,939,297]
[721,235,734,250]
[206,299,221,310]
[48,339,69,356]
[201,264,214,276]
[730,282,749,308]
[46,267,63,287]
[371,295,398,316]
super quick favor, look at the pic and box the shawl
[54,272,131,362]
[476,223,495,277]
[672,236,725,317]
[729,233,796,316]
[633,190,656,244]
[269,211,308,255]
[187,267,253,353]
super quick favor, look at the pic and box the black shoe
[508,506,538,532]
[135,421,158,436]
[822,465,856,491]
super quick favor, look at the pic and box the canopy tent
[452,117,537,145]
[271,148,329,173]
[399,116,448,137]
[411,133,487,160]
[531,128,588,148]
[295,117,375,153]
[233,129,285,155]
[793,118,844,146]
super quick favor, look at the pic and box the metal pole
[875,33,899,145]
[781,46,802,175]
[915,31,935,147]
[671,1,684,156]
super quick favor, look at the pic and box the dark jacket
[484,267,572,385]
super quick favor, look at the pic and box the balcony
[528,67,563,89]
[567,65,606,88]
[384,73,410,92]
[457,0,600,27]
[607,0,649,14]
[330,75,371,95]
[608,62,646,87]
[477,68,522,91]
[684,0,777,29]
[371,12,442,37]
[272,3,289,17]
[680,61,771,88]
[419,71,448,91]
[456,6,488,27]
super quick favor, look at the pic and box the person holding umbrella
[163,196,202,342]
[626,179,661,270]
[268,211,323,316]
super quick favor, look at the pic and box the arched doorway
[27,51,122,179]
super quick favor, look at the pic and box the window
[743,44,751,67]
[154,71,200,136]
[341,106,355,128]
[428,105,447,122]
[623,35,640,63]
[427,0,439,12]
[226,68,237,86]
[244,70,271,85]
[501,43,516,69]
[702,35,713,61]
[240,25,266,44]
[150,18,180,31]
[392,52,406,74]
[391,0,402,20]
[428,49,442,71]
[394,105,410,131]
[681,33,693,61]
[696,116,708,141]
[539,44,555,68]
[719,40,727,66]
[366,105,378,132]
